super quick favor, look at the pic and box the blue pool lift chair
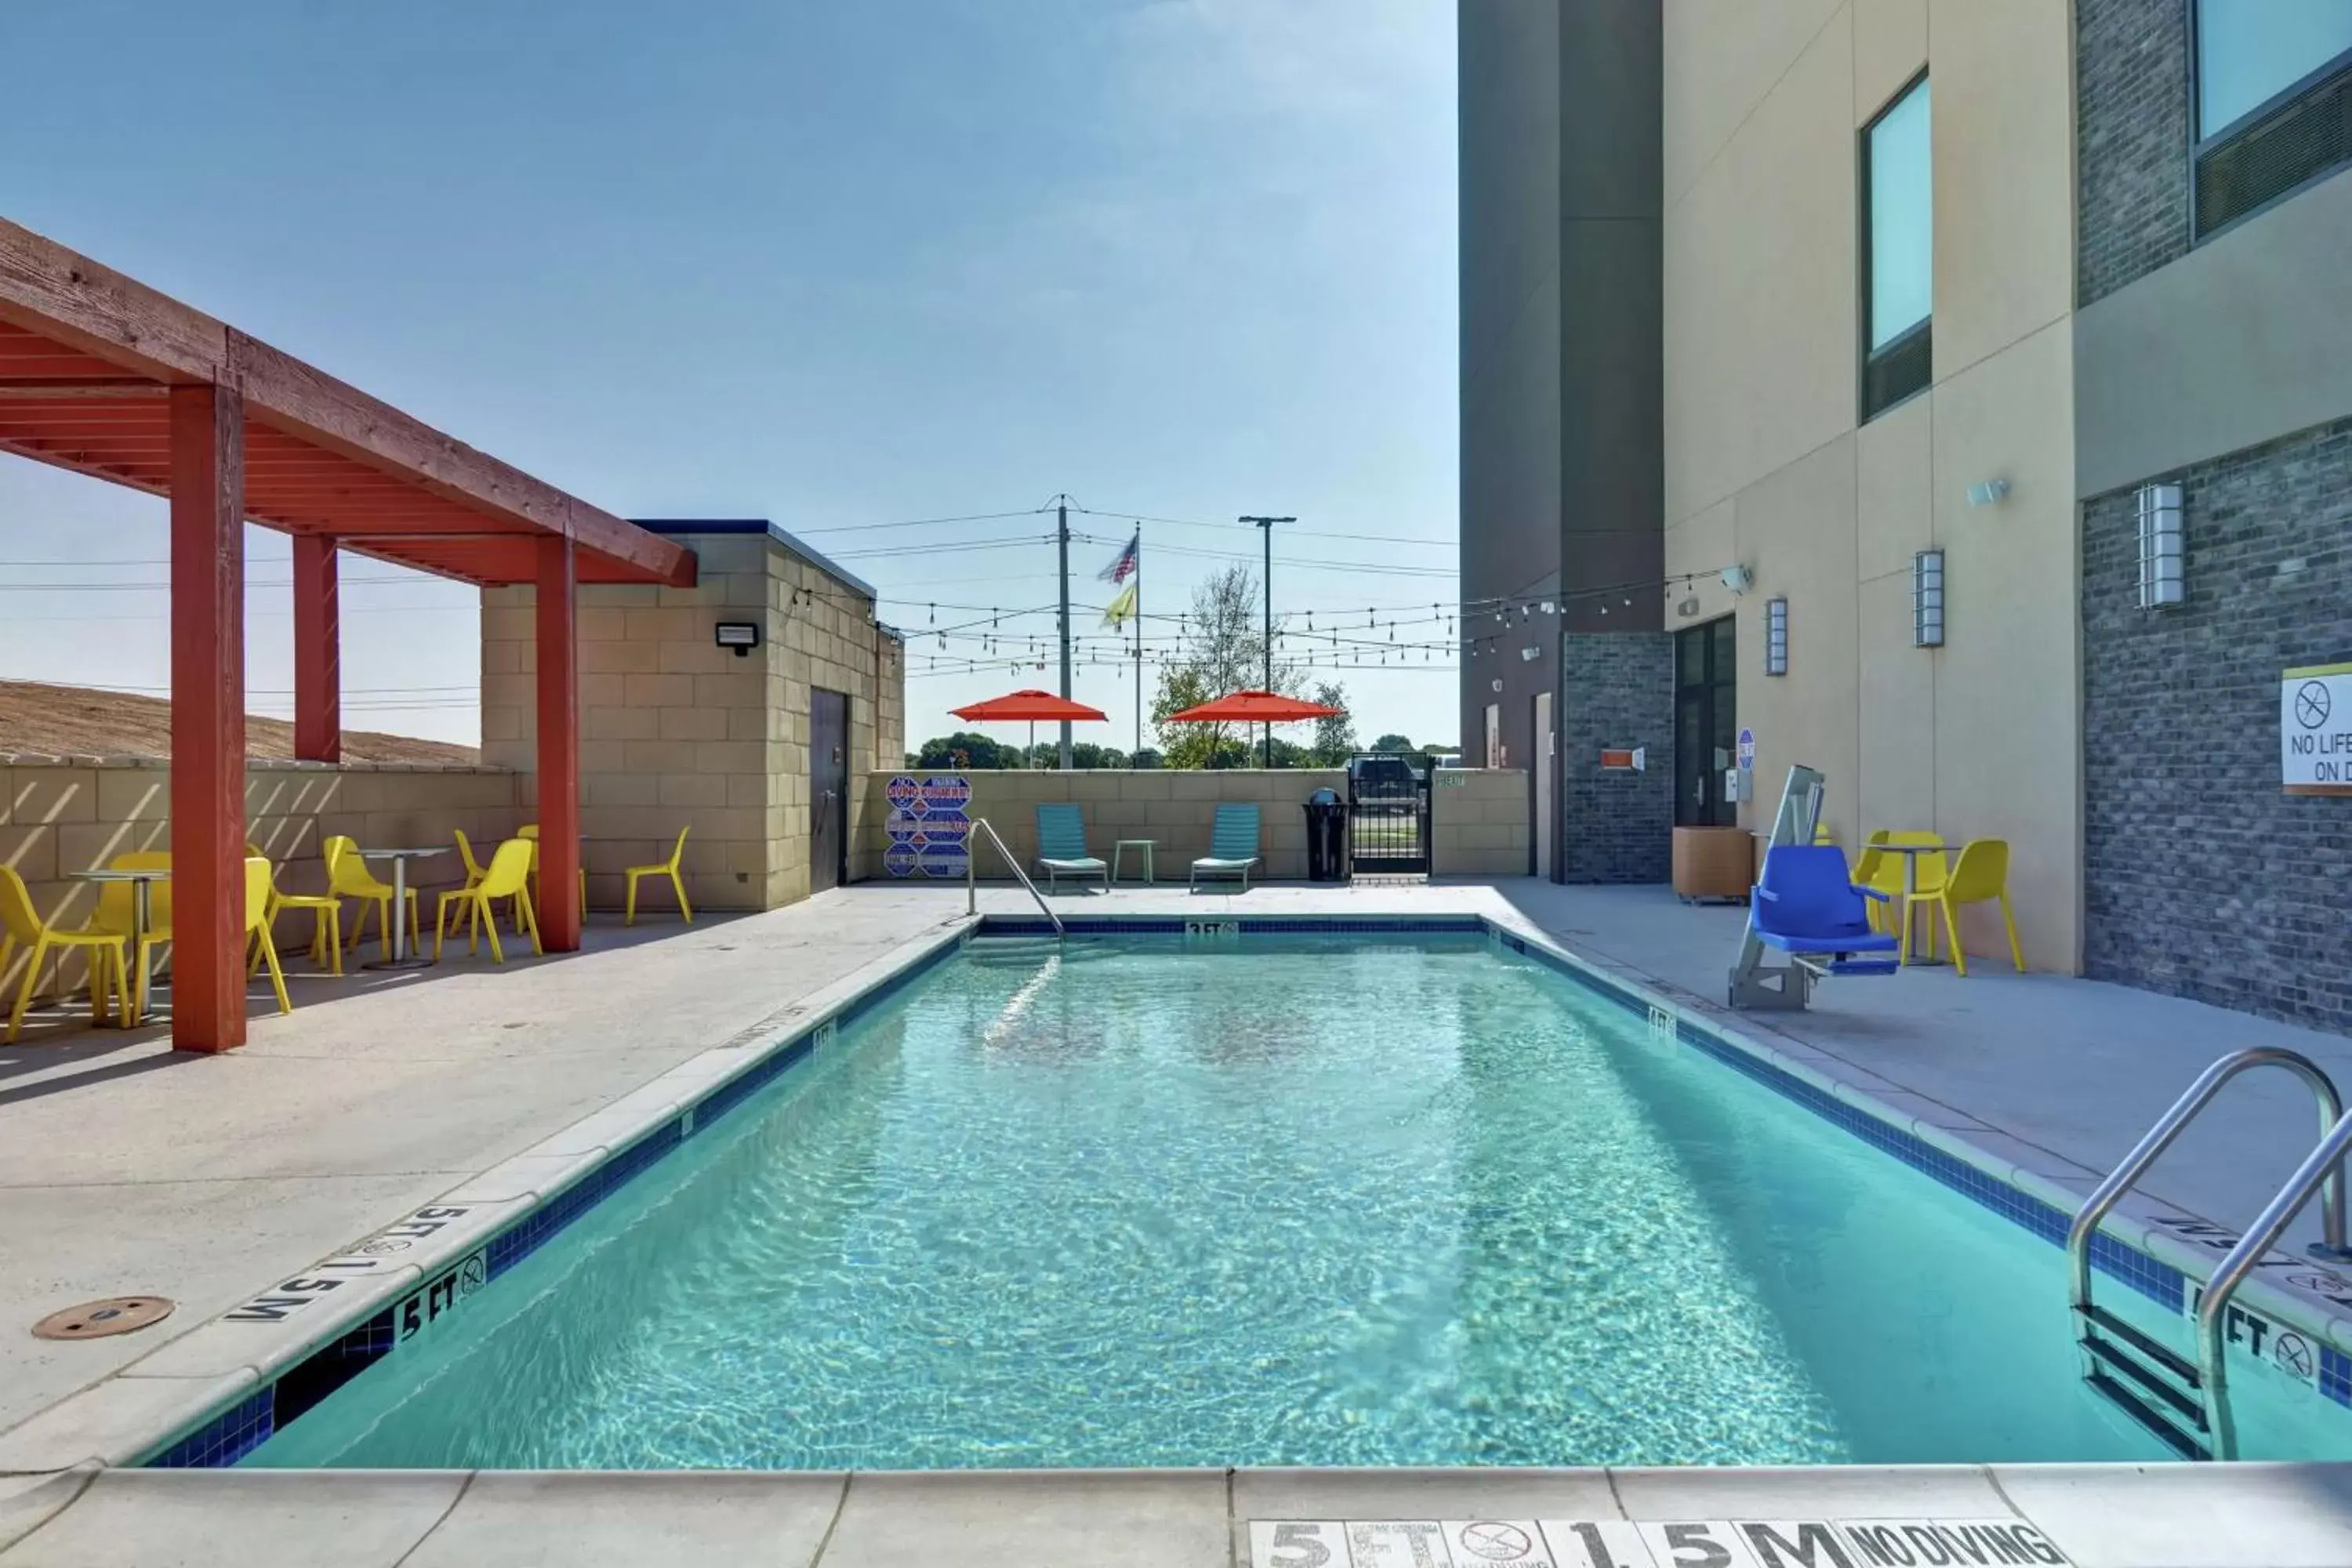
[1736,844,1900,1007]
[1033,803,1109,894]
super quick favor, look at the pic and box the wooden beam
[292,535,340,763]
[168,381,247,1054]
[535,534,583,953]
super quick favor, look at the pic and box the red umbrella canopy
[1163,689,1345,724]
[951,688,1109,722]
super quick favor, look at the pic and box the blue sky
[0,0,1457,752]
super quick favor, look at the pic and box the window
[1860,75,1932,421]
[1674,618,1739,828]
[2194,1,2352,234]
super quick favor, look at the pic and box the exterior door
[1533,690,1554,879]
[811,688,849,893]
[1674,618,1739,826]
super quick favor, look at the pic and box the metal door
[1347,755,1431,876]
[811,688,849,893]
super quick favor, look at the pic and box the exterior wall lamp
[2136,482,2183,608]
[1913,550,1945,648]
[1765,597,1789,675]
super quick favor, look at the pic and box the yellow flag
[1101,582,1138,630]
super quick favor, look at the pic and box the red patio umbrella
[952,690,1110,722]
[1163,690,1344,724]
[1164,689,1345,768]
[950,688,1109,768]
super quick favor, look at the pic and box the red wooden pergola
[0,217,696,1052]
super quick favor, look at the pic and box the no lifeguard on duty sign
[2282,664,2352,796]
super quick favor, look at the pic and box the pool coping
[7,1462,2352,1567]
[5,911,2352,1479]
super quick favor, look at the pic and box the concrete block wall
[1430,768,1531,877]
[1,757,521,1006]
[483,529,903,912]
[858,768,1533,884]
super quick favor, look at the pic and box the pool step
[964,937,1116,967]
[2075,1303,2212,1461]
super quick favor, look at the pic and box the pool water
[249,933,2352,1468]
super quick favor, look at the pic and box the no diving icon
[1458,1524,1534,1562]
[2299,681,2332,729]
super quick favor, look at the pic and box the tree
[1370,733,1416,754]
[1149,564,1304,767]
[1308,681,1357,765]
[916,731,1009,769]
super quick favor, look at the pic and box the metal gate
[1346,756,1431,877]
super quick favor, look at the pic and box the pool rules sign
[2283,664,2352,795]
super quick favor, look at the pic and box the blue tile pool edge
[1481,920,2352,1426]
[135,921,971,1470]
[130,910,2352,1468]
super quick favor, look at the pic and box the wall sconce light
[2136,482,2183,608]
[713,620,761,657]
[1912,550,1945,647]
[1965,477,2012,508]
[1676,595,1701,619]
[1765,597,1788,675]
[1490,678,1504,694]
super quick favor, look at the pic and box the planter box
[1671,826,1752,902]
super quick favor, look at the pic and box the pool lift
[1727,764,1900,1011]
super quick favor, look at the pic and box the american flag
[1097,528,1139,585]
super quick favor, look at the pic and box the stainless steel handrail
[2199,1105,2352,1458]
[964,815,1063,938]
[2068,1047,2351,1318]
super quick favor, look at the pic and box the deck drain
[33,1297,174,1340]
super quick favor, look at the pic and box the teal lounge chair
[1034,803,1108,894]
[1190,803,1261,892]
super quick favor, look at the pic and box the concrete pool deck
[6,877,2352,1563]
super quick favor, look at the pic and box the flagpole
[1134,528,1144,759]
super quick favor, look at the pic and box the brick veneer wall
[2082,415,2352,1029]
[0,757,521,1006]
[855,768,1531,884]
[2077,0,2191,307]
[1561,633,1673,883]
[483,530,903,912]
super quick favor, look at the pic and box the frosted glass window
[1866,78,1932,351]
[2198,0,2352,135]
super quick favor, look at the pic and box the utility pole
[1056,495,1073,770]
[1240,514,1294,767]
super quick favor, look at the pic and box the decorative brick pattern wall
[0,758,521,1006]
[855,769,1531,884]
[483,530,903,912]
[2077,0,2192,307]
[2082,415,2352,1029]
[1561,633,1673,884]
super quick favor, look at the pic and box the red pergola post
[169,382,248,1052]
[535,532,582,952]
[292,534,340,763]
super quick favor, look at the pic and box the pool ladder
[2068,1046,2352,1460]
[964,816,1063,940]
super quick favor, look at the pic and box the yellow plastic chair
[2,865,128,1042]
[88,851,175,1020]
[244,856,292,1015]
[625,828,693,926]
[517,823,590,922]
[435,838,542,964]
[249,843,343,977]
[1864,830,1949,963]
[1927,839,2026,978]
[1852,831,1893,931]
[325,835,418,960]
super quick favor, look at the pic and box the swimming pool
[226,926,2352,1469]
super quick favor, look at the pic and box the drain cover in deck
[32,1297,173,1340]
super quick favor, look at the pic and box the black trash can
[1303,789,1349,883]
